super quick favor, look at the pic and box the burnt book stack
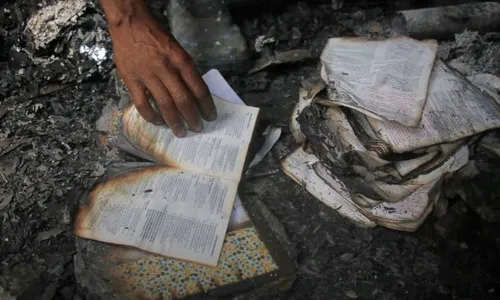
[284,36,500,231]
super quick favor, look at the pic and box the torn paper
[281,147,444,231]
[359,181,441,232]
[202,69,246,105]
[250,49,312,74]
[302,106,390,169]
[369,60,500,153]
[478,131,500,158]
[467,73,500,103]
[394,151,438,177]
[248,126,282,169]
[79,44,107,64]
[320,36,438,126]
[281,147,376,228]
[297,106,399,199]
[368,145,469,202]
[393,139,465,178]
[282,142,469,231]
[290,83,325,144]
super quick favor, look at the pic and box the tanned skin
[99,0,217,137]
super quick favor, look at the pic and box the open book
[319,36,438,127]
[75,94,259,267]
[367,60,500,153]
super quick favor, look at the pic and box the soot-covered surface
[1,0,499,299]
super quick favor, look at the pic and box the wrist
[99,0,151,29]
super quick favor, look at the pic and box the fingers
[121,49,217,138]
[145,77,186,137]
[159,71,204,133]
[121,75,164,125]
[180,65,217,121]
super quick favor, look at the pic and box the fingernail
[192,120,204,132]
[206,109,217,121]
[174,124,186,137]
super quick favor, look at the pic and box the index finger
[161,72,203,133]
[121,74,164,125]
[180,65,217,121]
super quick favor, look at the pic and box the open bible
[75,91,259,267]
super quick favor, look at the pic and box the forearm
[98,0,151,28]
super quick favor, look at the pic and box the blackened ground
[0,0,499,299]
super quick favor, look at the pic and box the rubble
[392,2,500,40]
[249,48,313,74]
[445,30,500,76]
[2,0,500,299]
[331,0,344,10]
[25,0,88,50]
[254,35,276,53]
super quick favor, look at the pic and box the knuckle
[174,94,191,109]
[175,51,193,66]
[154,58,169,70]
[157,97,175,110]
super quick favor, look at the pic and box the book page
[202,69,246,105]
[75,166,237,267]
[368,60,500,153]
[369,145,468,202]
[291,83,325,144]
[121,95,259,181]
[467,73,500,103]
[394,151,438,177]
[202,70,252,231]
[281,147,376,228]
[357,181,439,232]
[320,36,438,126]
[321,107,391,169]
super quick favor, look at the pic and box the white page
[320,36,438,126]
[369,60,500,153]
[203,69,245,105]
[394,151,437,177]
[75,167,237,267]
[248,126,282,169]
[122,95,259,181]
[358,181,438,232]
[369,145,468,202]
[202,70,250,227]
[467,73,500,103]
[283,146,467,232]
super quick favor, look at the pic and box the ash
[1,0,499,299]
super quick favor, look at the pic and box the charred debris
[1,0,500,299]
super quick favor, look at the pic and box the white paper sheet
[202,69,250,227]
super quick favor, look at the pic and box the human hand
[107,4,217,137]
